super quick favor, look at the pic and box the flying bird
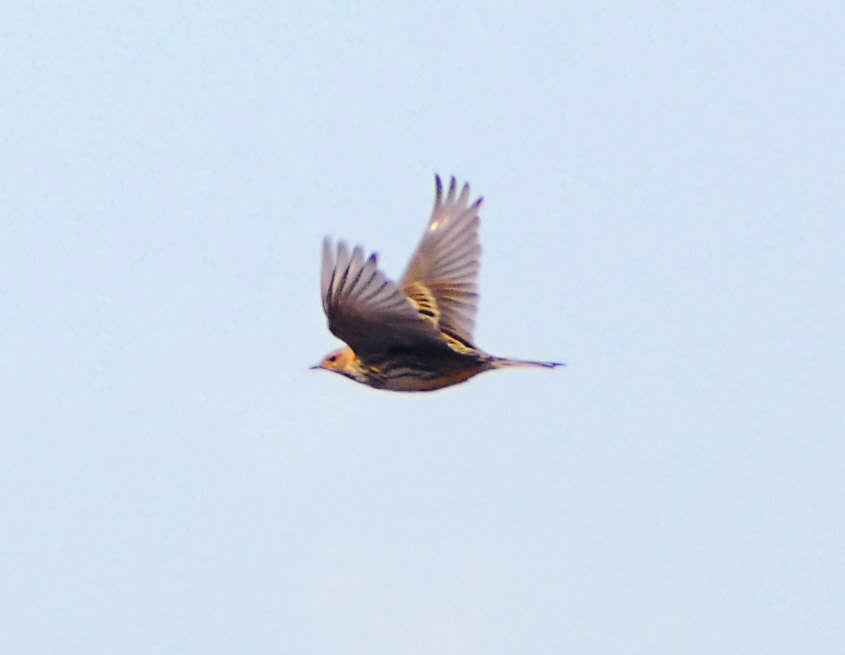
[312,175,563,391]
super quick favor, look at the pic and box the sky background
[3,2,844,653]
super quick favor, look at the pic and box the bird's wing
[399,175,482,344]
[321,238,447,359]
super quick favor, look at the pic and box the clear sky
[3,2,844,653]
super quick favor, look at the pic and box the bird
[312,175,563,391]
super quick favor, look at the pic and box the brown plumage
[312,175,563,391]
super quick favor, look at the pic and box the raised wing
[321,238,447,360]
[400,175,482,344]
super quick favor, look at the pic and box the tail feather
[489,356,565,369]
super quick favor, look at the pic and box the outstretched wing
[400,175,482,344]
[321,238,447,359]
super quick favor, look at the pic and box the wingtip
[321,236,333,264]
[432,174,482,208]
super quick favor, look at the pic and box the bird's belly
[368,353,488,392]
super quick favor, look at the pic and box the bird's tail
[488,356,565,369]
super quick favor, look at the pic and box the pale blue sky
[3,2,844,653]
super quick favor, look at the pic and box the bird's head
[311,346,356,375]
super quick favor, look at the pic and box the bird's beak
[309,364,321,370]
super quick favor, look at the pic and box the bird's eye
[328,355,337,362]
